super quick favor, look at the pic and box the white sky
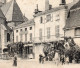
[7,0,74,19]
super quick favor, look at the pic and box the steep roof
[1,0,24,22]
[0,8,5,19]
[70,0,80,10]
[23,16,28,22]
[64,1,80,29]
[65,10,80,29]
[14,19,34,29]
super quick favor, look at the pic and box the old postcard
[0,0,80,68]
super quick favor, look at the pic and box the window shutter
[51,14,53,22]
[55,25,60,38]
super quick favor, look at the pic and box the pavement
[0,59,80,68]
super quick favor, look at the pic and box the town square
[0,0,80,68]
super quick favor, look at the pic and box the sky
[7,0,74,19]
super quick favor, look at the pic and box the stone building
[0,0,25,53]
[14,19,35,43]
[33,0,68,60]
[14,19,35,59]
[64,0,80,46]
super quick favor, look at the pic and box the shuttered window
[39,29,42,40]
[30,33,32,41]
[55,25,60,38]
[46,14,51,22]
[47,27,50,39]
[25,34,27,42]
[40,17,43,23]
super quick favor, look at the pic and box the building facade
[64,0,80,46]
[14,19,35,43]
[33,0,68,60]
[0,0,25,53]
[14,19,35,59]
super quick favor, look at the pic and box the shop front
[24,44,34,59]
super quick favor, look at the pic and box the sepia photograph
[0,0,80,68]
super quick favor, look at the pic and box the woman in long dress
[54,51,60,65]
[13,54,17,66]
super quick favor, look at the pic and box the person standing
[39,54,42,63]
[13,53,17,66]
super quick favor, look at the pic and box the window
[20,34,23,42]
[16,36,18,42]
[30,33,32,41]
[25,28,27,31]
[46,14,51,22]
[40,17,43,23]
[25,34,27,42]
[20,29,22,31]
[26,46,33,54]
[16,30,18,33]
[47,27,50,39]
[39,29,42,40]
[7,33,10,42]
[55,14,60,21]
[30,27,32,30]
[29,46,33,54]
[75,28,80,36]
[55,25,60,38]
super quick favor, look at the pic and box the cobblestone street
[0,59,80,68]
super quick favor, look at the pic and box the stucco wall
[14,25,35,43]
[65,29,75,37]
[34,8,66,43]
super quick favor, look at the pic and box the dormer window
[40,17,43,23]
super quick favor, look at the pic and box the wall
[0,19,7,53]
[14,25,35,43]
[65,29,75,37]
[34,7,66,43]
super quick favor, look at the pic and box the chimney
[49,4,52,10]
[45,0,49,11]
[34,4,39,14]
[60,0,66,5]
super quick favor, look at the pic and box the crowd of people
[2,37,80,66]
[40,37,80,65]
